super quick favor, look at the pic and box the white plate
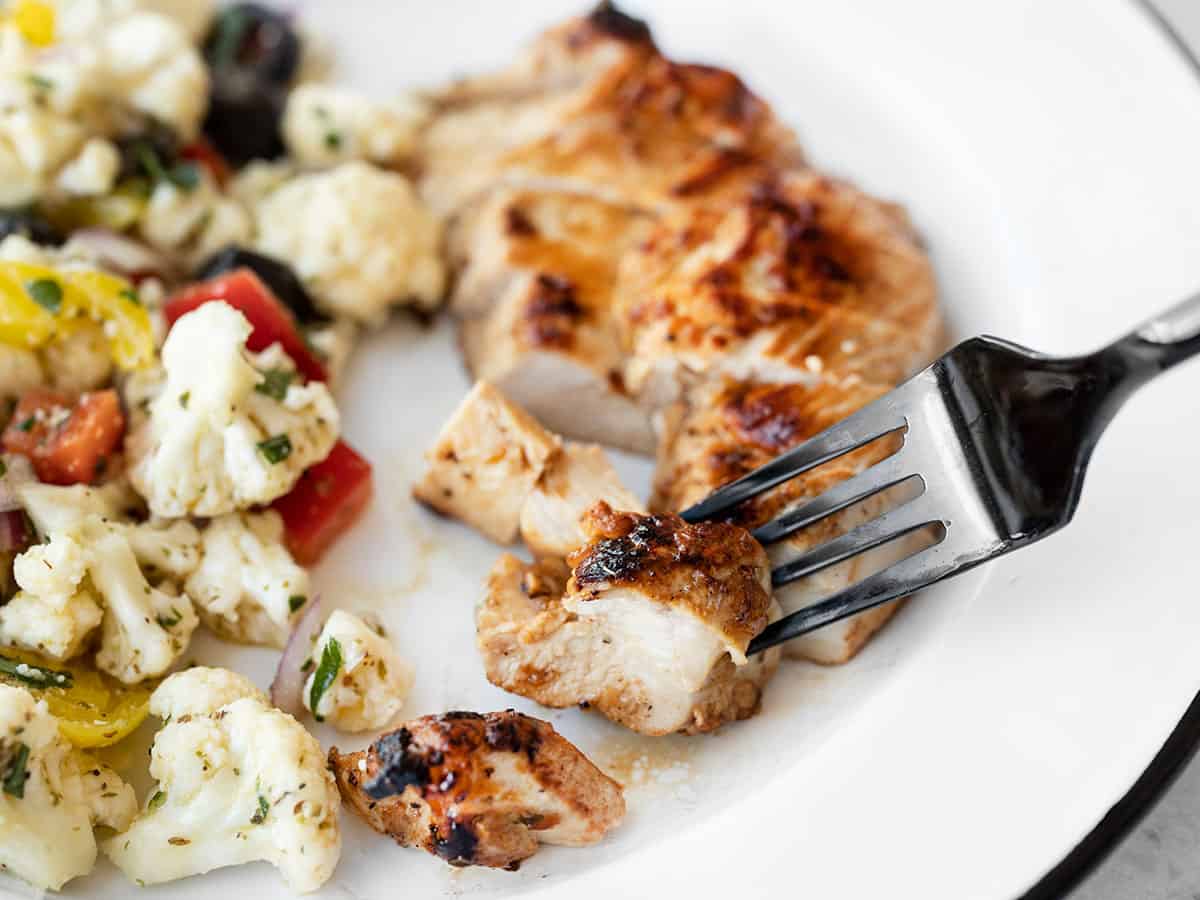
[50,2,1200,899]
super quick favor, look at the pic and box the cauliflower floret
[0,104,88,206]
[303,610,412,733]
[126,302,340,517]
[103,669,342,893]
[186,511,310,648]
[282,84,429,168]
[99,12,209,139]
[10,482,202,683]
[254,161,444,325]
[0,684,136,891]
[305,316,358,386]
[0,532,103,659]
[148,665,265,719]
[50,0,216,43]
[38,319,114,392]
[0,343,41,399]
[138,170,253,266]
[55,135,120,195]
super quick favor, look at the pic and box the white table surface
[1071,2,1200,898]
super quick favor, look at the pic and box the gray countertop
[1070,2,1200,899]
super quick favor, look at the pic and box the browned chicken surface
[449,188,657,452]
[477,503,780,735]
[614,169,942,407]
[420,1,944,676]
[330,711,624,870]
[653,376,921,663]
[421,3,803,216]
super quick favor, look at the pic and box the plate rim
[1016,7,1200,896]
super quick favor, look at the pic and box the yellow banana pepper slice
[0,261,154,370]
[0,648,153,748]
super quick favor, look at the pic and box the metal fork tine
[749,540,957,654]
[751,451,918,546]
[680,406,908,524]
[770,497,937,587]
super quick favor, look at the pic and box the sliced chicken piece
[329,710,624,870]
[653,376,924,664]
[413,380,560,543]
[477,503,780,735]
[614,169,943,407]
[520,442,645,559]
[450,188,656,452]
[420,3,803,216]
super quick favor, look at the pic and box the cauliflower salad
[0,1,429,892]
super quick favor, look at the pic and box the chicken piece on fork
[477,502,780,735]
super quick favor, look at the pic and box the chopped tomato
[180,138,231,187]
[164,268,327,381]
[2,388,125,485]
[272,440,373,565]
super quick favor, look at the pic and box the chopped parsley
[2,742,29,798]
[178,391,190,409]
[14,416,34,432]
[288,594,307,613]
[26,73,53,92]
[308,637,342,722]
[135,142,200,192]
[0,654,73,688]
[0,460,7,478]
[119,287,141,306]
[250,794,270,825]
[257,433,292,464]
[26,278,62,313]
[156,609,182,629]
[324,130,342,150]
[254,369,294,402]
[148,789,167,810]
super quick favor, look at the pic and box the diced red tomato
[164,268,327,382]
[180,138,231,187]
[2,389,125,486]
[272,440,373,565]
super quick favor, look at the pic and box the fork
[682,292,1200,656]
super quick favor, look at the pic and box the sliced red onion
[65,229,172,280]
[0,456,36,513]
[0,510,32,554]
[270,594,323,716]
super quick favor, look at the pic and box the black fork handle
[1114,289,1200,380]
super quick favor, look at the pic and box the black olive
[194,245,327,324]
[202,68,287,166]
[203,4,301,86]
[0,208,63,246]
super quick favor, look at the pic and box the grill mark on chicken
[525,274,586,349]
[568,501,772,648]
[583,1,654,46]
[330,710,624,870]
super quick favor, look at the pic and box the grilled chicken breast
[413,380,560,543]
[477,503,780,734]
[520,442,645,559]
[420,2,803,216]
[329,710,624,870]
[423,3,944,671]
[614,169,943,408]
[653,376,924,664]
[450,188,656,452]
